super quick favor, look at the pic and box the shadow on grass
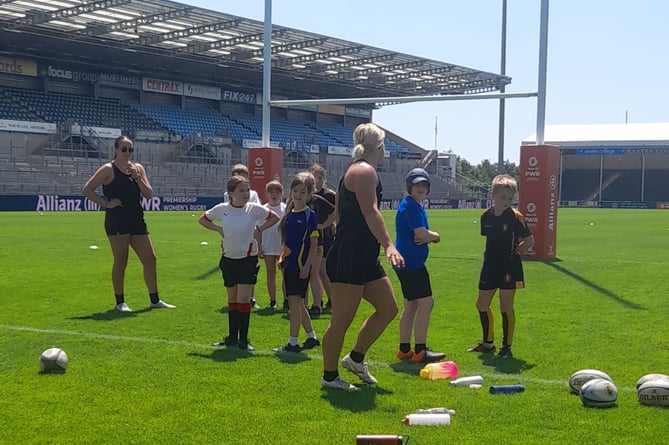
[389,361,422,377]
[186,348,254,363]
[538,260,645,310]
[194,266,220,281]
[69,307,150,321]
[478,353,535,374]
[321,384,393,412]
[271,349,312,364]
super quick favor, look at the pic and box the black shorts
[326,242,386,285]
[283,268,310,298]
[104,212,148,236]
[478,256,525,290]
[322,234,334,257]
[219,256,259,288]
[395,267,432,301]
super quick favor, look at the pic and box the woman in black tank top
[321,123,405,391]
[82,136,175,313]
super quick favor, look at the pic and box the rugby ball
[39,347,68,374]
[579,378,618,408]
[569,369,613,393]
[635,373,669,391]
[637,379,669,407]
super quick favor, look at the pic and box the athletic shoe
[273,343,302,353]
[497,345,513,359]
[301,337,321,350]
[341,353,377,384]
[323,300,332,313]
[466,342,497,354]
[251,299,260,309]
[269,300,278,310]
[396,349,414,360]
[238,340,255,352]
[412,348,446,363]
[114,302,132,312]
[149,300,176,309]
[212,336,237,347]
[308,305,322,316]
[321,376,359,392]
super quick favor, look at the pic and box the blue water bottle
[489,384,525,394]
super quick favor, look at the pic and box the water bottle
[416,407,456,415]
[402,413,451,426]
[356,435,405,445]
[450,375,484,387]
[489,384,525,394]
[419,361,458,380]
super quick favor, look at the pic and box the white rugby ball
[635,373,669,390]
[569,369,613,393]
[637,379,669,407]
[579,378,618,408]
[39,347,68,374]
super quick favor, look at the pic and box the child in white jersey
[199,175,279,351]
[261,180,287,310]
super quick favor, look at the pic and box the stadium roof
[0,0,511,101]
[522,123,669,146]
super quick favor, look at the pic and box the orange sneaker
[396,349,414,360]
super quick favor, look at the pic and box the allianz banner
[0,195,220,212]
[518,145,560,260]
[0,57,37,77]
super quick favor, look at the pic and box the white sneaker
[341,353,377,384]
[115,302,132,312]
[321,376,359,392]
[149,300,176,309]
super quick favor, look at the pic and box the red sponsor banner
[518,145,560,260]
[656,202,669,209]
[248,147,283,203]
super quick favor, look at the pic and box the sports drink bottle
[356,435,405,444]
[402,413,451,426]
[449,375,484,386]
[489,384,525,394]
[416,407,456,415]
[419,361,458,380]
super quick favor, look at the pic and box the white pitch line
[0,324,636,391]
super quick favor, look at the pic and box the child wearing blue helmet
[394,168,446,363]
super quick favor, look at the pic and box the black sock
[115,294,124,305]
[323,370,339,382]
[414,343,426,353]
[349,350,364,363]
[149,292,160,304]
[399,343,411,353]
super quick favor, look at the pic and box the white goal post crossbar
[269,91,537,107]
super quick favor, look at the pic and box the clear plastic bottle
[416,407,456,415]
[419,361,459,380]
[402,413,451,425]
[489,384,525,394]
[449,375,484,386]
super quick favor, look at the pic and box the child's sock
[399,343,411,353]
[501,310,515,347]
[349,350,364,363]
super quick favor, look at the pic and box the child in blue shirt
[273,172,320,353]
[394,168,446,363]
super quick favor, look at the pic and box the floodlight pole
[536,0,550,145]
[261,0,272,147]
[497,0,508,173]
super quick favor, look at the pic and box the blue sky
[186,1,669,164]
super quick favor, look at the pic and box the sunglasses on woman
[120,146,134,153]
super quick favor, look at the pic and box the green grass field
[1,208,668,444]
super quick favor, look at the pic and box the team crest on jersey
[502,223,508,232]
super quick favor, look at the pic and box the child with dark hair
[199,175,279,351]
